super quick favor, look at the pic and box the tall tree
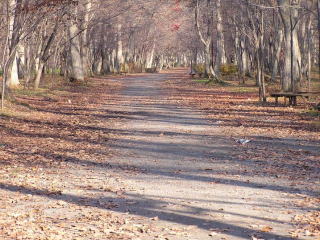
[68,6,84,82]
[278,0,302,92]
[214,0,227,75]
[194,0,217,78]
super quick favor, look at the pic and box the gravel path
[1,71,318,239]
[103,71,318,240]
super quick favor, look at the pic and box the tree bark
[6,0,21,88]
[194,0,217,78]
[68,19,84,81]
[271,29,284,82]
[34,61,45,89]
[17,42,25,79]
[82,0,92,76]
[116,21,124,73]
[34,22,59,89]
[215,0,227,75]
[146,42,155,68]
[278,0,302,92]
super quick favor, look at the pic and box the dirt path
[0,71,318,240]
[102,71,319,240]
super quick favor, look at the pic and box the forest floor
[0,69,319,240]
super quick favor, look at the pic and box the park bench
[145,67,158,73]
[120,71,128,76]
[190,73,196,78]
[270,91,320,106]
[189,70,196,78]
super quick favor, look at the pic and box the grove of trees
[0,0,319,107]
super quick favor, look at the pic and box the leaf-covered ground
[163,70,320,238]
[0,71,319,239]
[0,76,161,239]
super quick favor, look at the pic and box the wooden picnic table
[269,91,320,106]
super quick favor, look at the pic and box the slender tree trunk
[317,0,320,68]
[146,42,155,68]
[34,37,43,72]
[240,35,248,76]
[215,0,227,75]
[204,44,214,78]
[6,0,21,88]
[82,0,92,76]
[193,48,198,68]
[271,29,284,81]
[34,61,44,89]
[53,37,63,72]
[159,54,164,70]
[34,22,59,89]
[259,37,266,102]
[234,24,239,66]
[194,0,217,78]
[278,0,302,92]
[7,55,19,88]
[116,22,124,73]
[101,49,110,74]
[307,28,312,90]
[68,19,84,81]
[111,49,116,73]
[17,42,25,78]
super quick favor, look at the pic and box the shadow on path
[0,182,294,239]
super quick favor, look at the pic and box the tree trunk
[111,49,116,73]
[204,44,214,78]
[215,0,227,75]
[193,48,198,69]
[6,0,21,88]
[307,28,312,90]
[317,0,320,67]
[271,29,284,82]
[34,61,44,89]
[159,54,164,70]
[17,42,25,79]
[240,35,248,77]
[34,37,43,73]
[146,42,155,68]
[116,22,124,73]
[194,0,217,78]
[82,0,92,76]
[101,49,110,74]
[7,54,19,88]
[34,22,59,89]
[24,43,32,88]
[68,19,84,81]
[278,0,302,92]
[255,43,266,102]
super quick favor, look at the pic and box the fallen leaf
[261,226,273,232]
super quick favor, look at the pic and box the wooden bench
[190,73,196,78]
[145,67,158,73]
[270,92,320,106]
[189,71,196,78]
[120,71,128,76]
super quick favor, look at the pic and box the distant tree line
[0,0,319,106]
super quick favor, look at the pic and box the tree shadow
[0,182,295,239]
[3,143,319,197]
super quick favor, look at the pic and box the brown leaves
[261,226,273,232]
[0,77,155,239]
[292,210,320,237]
[164,76,319,140]
[163,71,320,237]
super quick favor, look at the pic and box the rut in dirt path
[104,70,316,240]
